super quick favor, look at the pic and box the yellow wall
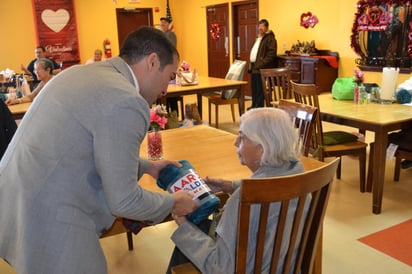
[1,0,410,85]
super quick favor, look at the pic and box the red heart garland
[300,12,318,29]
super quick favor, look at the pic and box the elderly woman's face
[234,131,263,172]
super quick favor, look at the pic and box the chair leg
[336,157,342,179]
[208,100,212,127]
[359,149,366,192]
[366,143,374,192]
[127,231,134,251]
[394,156,402,182]
[179,97,184,121]
[230,103,236,122]
[215,104,219,128]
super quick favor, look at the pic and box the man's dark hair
[258,19,269,27]
[160,17,171,23]
[36,46,46,52]
[120,27,179,69]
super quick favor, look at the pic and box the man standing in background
[160,17,177,47]
[160,16,179,115]
[248,19,277,109]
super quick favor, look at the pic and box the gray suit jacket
[0,57,174,274]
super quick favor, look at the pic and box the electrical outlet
[282,43,288,50]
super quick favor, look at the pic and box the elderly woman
[167,107,305,274]
[6,58,53,105]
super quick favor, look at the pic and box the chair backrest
[260,67,292,106]
[221,60,247,99]
[278,100,318,157]
[235,158,339,274]
[0,100,17,160]
[290,80,324,150]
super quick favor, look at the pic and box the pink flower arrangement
[180,61,191,72]
[353,68,365,86]
[150,105,168,130]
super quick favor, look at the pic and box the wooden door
[116,8,153,47]
[206,4,230,78]
[232,1,258,96]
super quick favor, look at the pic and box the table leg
[196,94,203,119]
[237,85,245,116]
[372,130,388,214]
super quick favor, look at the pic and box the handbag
[177,69,199,86]
[332,77,355,100]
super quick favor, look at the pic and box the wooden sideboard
[278,50,339,92]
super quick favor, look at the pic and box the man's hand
[171,190,197,217]
[145,159,182,179]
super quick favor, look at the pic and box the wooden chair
[367,143,412,191]
[204,60,247,128]
[260,67,292,107]
[291,80,368,192]
[278,99,318,157]
[171,158,339,274]
[100,217,134,250]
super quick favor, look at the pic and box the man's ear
[146,53,158,71]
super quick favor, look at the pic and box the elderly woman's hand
[171,212,187,226]
[204,176,234,194]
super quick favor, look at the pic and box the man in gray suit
[0,27,197,274]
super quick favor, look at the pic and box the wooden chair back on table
[290,80,367,192]
[236,158,339,274]
[278,100,318,157]
[260,67,292,107]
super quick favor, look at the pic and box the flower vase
[354,84,365,104]
[147,129,163,160]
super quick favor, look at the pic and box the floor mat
[358,219,412,267]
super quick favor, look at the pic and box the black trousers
[251,73,264,108]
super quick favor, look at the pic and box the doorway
[206,4,230,78]
[116,8,153,47]
[232,1,258,96]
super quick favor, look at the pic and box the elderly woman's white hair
[239,107,298,167]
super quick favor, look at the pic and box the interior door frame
[231,0,258,96]
[116,8,153,47]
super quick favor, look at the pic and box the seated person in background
[167,107,305,274]
[20,46,60,87]
[7,58,54,105]
[85,49,106,64]
[0,100,17,160]
[388,128,412,169]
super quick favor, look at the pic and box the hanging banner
[32,0,80,67]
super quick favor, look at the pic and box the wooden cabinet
[278,51,339,92]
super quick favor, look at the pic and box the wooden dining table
[7,76,248,121]
[165,76,248,117]
[8,102,31,120]
[317,93,412,214]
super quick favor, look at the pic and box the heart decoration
[300,12,318,29]
[367,7,382,25]
[41,9,70,33]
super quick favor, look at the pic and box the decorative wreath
[351,0,412,58]
[210,23,221,40]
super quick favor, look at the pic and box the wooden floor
[2,95,412,273]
